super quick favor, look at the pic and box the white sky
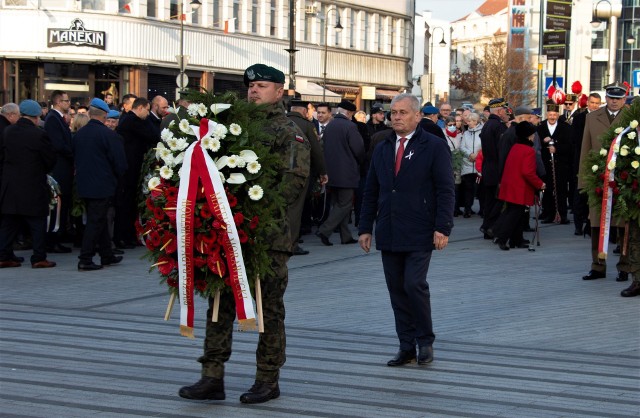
[415,0,486,22]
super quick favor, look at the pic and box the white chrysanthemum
[630,120,638,129]
[635,147,640,156]
[227,155,239,168]
[229,123,242,136]
[160,128,174,141]
[239,149,258,163]
[227,173,247,184]
[235,156,246,168]
[159,166,174,179]
[614,127,623,134]
[212,124,228,139]
[197,103,207,117]
[628,132,637,140]
[599,148,607,156]
[210,103,232,115]
[632,161,640,169]
[163,155,176,168]
[179,119,191,134]
[210,137,221,152]
[173,152,185,166]
[246,161,261,174]
[167,137,180,151]
[248,185,264,200]
[176,137,188,151]
[201,136,214,150]
[608,160,616,170]
[591,165,599,173]
[148,177,161,190]
[620,147,629,157]
[187,103,199,117]
[155,142,168,160]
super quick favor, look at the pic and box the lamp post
[177,0,201,91]
[322,6,343,102]
[428,26,446,104]
[590,0,622,84]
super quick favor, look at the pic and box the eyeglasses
[447,124,456,127]
[60,99,70,103]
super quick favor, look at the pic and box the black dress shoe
[387,349,416,366]
[115,240,135,249]
[10,255,25,263]
[179,377,225,400]
[616,272,629,282]
[341,238,358,244]
[101,255,123,266]
[498,242,510,251]
[582,270,605,280]
[112,248,125,255]
[292,246,309,255]
[613,245,621,255]
[509,242,529,249]
[49,243,72,253]
[239,380,279,404]
[317,232,333,246]
[78,261,103,271]
[418,346,434,365]
[560,218,570,225]
[621,281,640,297]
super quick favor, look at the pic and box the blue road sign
[633,70,640,88]
[545,76,564,93]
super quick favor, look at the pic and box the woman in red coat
[493,122,545,250]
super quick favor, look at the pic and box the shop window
[269,0,276,36]
[170,0,179,20]
[4,0,28,6]
[82,0,105,11]
[147,0,156,17]
[44,63,90,105]
[119,0,131,13]
[40,0,70,9]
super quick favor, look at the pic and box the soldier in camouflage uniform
[179,64,311,404]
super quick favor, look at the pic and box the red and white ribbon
[176,118,255,338]
[598,126,631,259]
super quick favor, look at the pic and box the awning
[376,89,402,100]
[295,80,342,103]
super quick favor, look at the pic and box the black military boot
[239,380,280,404]
[178,376,225,400]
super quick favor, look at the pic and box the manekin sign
[48,19,106,50]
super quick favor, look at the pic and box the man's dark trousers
[79,198,113,263]
[381,250,434,351]
[0,215,47,263]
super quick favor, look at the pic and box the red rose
[633,180,639,191]
[613,187,620,196]
[227,193,238,208]
[238,229,248,243]
[620,171,629,181]
[249,215,259,230]
[165,186,178,200]
[234,212,244,225]
[200,204,212,219]
[595,187,603,196]
[154,207,166,221]
[195,280,207,292]
[146,197,156,211]
[194,217,203,229]
[167,278,178,288]
[608,180,617,189]
[599,173,606,181]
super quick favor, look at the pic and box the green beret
[243,64,285,86]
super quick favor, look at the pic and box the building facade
[0,0,414,108]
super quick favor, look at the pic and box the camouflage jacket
[263,102,311,253]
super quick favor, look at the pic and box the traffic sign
[543,31,567,46]
[545,77,564,93]
[633,70,640,88]
[176,73,189,89]
[546,0,572,31]
[546,15,571,30]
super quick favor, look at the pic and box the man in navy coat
[358,93,454,367]
[74,98,127,271]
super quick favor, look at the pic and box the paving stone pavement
[1,213,639,417]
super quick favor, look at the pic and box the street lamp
[177,0,201,91]
[428,26,446,104]
[590,0,622,83]
[322,6,343,102]
[627,34,636,45]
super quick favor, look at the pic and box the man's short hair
[316,102,331,111]
[132,97,150,109]
[50,90,67,104]
[121,94,138,103]
[391,93,420,112]
[1,103,19,115]
[589,92,601,100]
[89,106,107,118]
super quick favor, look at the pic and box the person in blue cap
[105,109,120,130]
[73,98,127,271]
[0,100,58,268]
[419,105,446,139]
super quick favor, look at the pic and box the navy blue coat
[323,113,364,188]
[73,119,127,199]
[358,127,455,252]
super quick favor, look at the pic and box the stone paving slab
[1,213,639,417]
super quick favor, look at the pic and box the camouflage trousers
[199,250,289,382]
[628,222,640,282]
